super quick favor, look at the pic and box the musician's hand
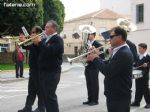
[142,63,148,68]
[86,53,99,61]
[88,46,95,51]
[108,47,113,57]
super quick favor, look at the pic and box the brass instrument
[75,25,97,66]
[67,44,109,63]
[18,31,45,46]
[79,25,97,55]
[117,18,137,32]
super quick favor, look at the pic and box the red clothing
[18,51,23,61]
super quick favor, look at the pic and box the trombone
[18,31,45,46]
[67,44,109,63]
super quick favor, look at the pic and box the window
[74,46,78,56]
[136,4,144,23]
[72,32,80,39]
[0,44,8,52]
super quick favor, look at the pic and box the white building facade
[100,0,131,15]
[130,0,150,52]
[61,9,129,55]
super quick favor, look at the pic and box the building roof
[66,9,130,23]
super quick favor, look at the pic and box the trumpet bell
[117,18,137,32]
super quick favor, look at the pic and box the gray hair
[47,20,58,31]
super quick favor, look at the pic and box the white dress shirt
[87,40,95,48]
[45,32,57,43]
[111,43,128,58]
[139,52,147,60]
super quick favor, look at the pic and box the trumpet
[67,45,108,63]
[18,31,45,46]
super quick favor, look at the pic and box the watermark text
[3,2,36,8]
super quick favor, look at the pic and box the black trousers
[106,99,131,112]
[25,70,45,110]
[15,61,23,77]
[134,72,150,104]
[39,70,61,112]
[84,68,99,102]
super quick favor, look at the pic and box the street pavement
[0,63,150,112]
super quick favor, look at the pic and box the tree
[0,0,43,36]
[43,0,65,33]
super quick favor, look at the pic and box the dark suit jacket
[137,54,150,76]
[126,40,138,63]
[38,34,64,72]
[93,46,133,101]
[22,44,39,71]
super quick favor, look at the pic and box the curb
[0,66,79,84]
[0,68,29,72]
[0,77,29,84]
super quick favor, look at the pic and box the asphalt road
[0,66,150,112]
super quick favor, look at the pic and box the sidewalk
[0,63,83,83]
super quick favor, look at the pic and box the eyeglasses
[110,35,118,39]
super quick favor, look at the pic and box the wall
[130,0,150,53]
[0,52,27,64]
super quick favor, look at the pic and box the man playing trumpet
[32,20,64,112]
[18,26,45,112]
[86,26,133,112]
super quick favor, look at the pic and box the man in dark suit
[131,43,150,108]
[87,26,133,112]
[32,20,64,112]
[83,32,104,106]
[18,26,45,112]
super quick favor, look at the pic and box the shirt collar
[139,52,147,59]
[87,40,95,48]
[47,32,57,38]
[45,32,57,43]
[112,43,128,57]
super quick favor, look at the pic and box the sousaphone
[117,18,137,32]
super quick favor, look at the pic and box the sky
[60,0,101,20]
[60,0,131,21]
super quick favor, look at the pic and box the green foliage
[43,0,65,33]
[0,0,65,35]
[0,0,43,36]
[0,63,29,70]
